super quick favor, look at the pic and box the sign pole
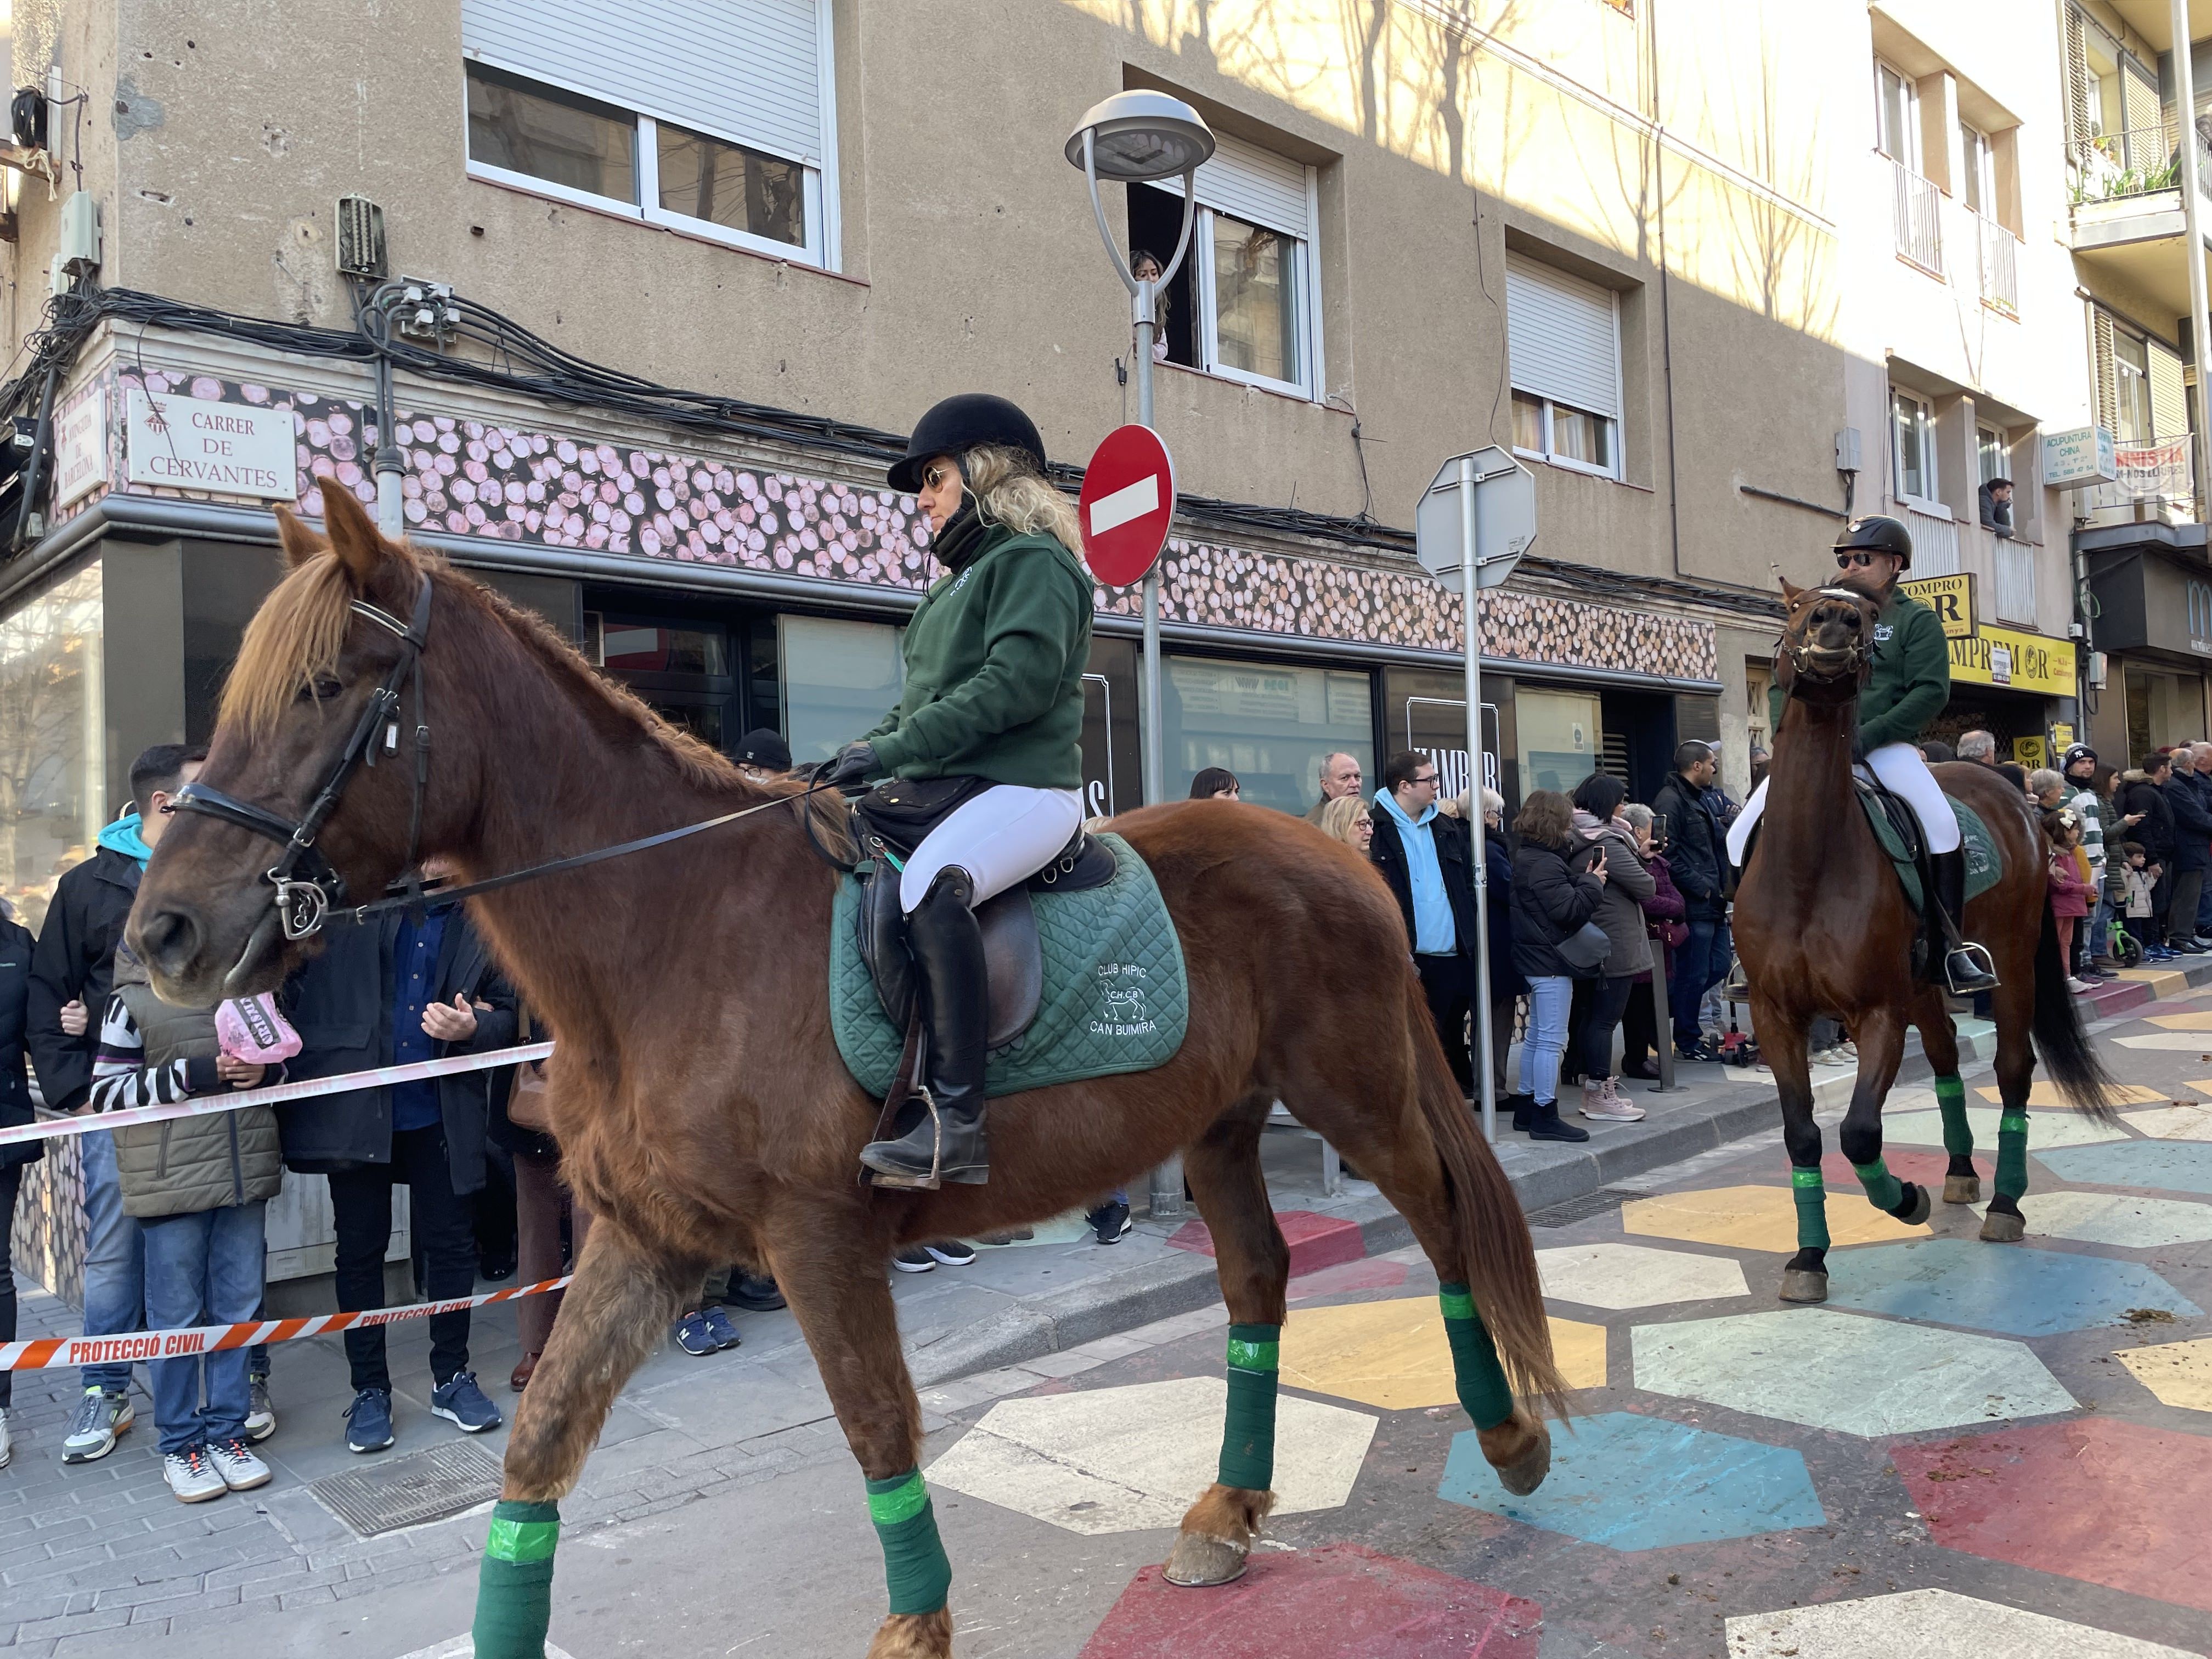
[1460,457,1497,1146]
[1134,274,1176,1216]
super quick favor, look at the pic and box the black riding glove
[823,741,879,790]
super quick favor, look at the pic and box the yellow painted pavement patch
[2115,968,2190,995]
[1976,1081,2169,1108]
[2148,1010,2212,1030]
[2113,1336,2212,1413]
[2126,1101,2212,1140]
[1621,1184,1929,1254]
[2115,1033,2212,1051]
[1279,1298,1606,1408]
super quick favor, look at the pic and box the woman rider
[821,394,1092,1186]
[1725,514,2000,994]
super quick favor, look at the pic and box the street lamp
[1066,90,1215,811]
[1067,90,1213,1219]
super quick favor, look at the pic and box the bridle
[172,575,435,943]
[1777,585,1878,687]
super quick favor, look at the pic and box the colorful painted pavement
[915,990,2212,1657]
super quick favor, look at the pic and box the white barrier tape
[0,1273,574,1372]
[0,1042,556,1147]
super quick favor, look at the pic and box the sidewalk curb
[907,960,2212,1389]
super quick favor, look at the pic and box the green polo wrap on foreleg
[1850,1156,1905,1212]
[1218,1323,1280,1491]
[1791,1167,1831,1250]
[473,1499,557,1659]
[866,1469,951,1616]
[1438,1283,1513,1430]
[1934,1074,1973,1156]
[1996,1111,2030,1202]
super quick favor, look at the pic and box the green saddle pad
[1860,790,2001,912]
[828,832,1189,1100]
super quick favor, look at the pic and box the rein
[173,574,849,942]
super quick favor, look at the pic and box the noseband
[171,575,434,942]
[1778,585,1876,686]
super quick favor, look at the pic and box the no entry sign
[1079,424,1177,586]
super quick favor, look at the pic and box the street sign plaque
[1078,424,1177,586]
[1415,446,1535,591]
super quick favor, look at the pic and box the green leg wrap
[1934,1074,1974,1158]
[1218,1323,1280,1491]
[1850,1156,1905,1212]
[1790,1168,1831,1250]
[1438,1283,1514,1430]
[473,1500,558,1659]
[1995,1111,2030,1203]
[867,1469,951,1616]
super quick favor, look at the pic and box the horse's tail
[1402,973,1571,1420]
[2033,893,2122,1122]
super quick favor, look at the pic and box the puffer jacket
[1572,811,1657,977]
[2121,770,2178,865]
[1510,839,1606,979]
[103,952,283,1219]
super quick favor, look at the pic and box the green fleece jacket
[864,524,1092,787]
[1769,584,1950,752]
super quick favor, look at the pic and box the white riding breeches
[1726,741,1960,866]
[900,784,1086,913]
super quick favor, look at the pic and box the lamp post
[1066,91,1214,1217]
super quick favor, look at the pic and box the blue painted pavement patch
[1819,1238,2200,1336]
[2035,1139,2212,1198]
[1437,1410,1824,1550]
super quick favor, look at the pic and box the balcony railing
[2079,432,2197,522]
[1906,506,1960,575]
[1892,160,1943,275]
[2068,118,2203,204]
[1973,210,2019,315]
[1993,539,2036,624]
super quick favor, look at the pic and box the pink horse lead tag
[217,994,302,1064]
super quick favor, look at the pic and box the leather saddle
[855,825,1117,1050]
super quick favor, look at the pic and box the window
[1129,132,1322,398]
[0,561,104,936]
[1977,424,2007,484]
[460,0,837,267]
[1876,61,1919,168]
[778,616,902,768]
[1960,123,1994,216]
[590,614,737,749]
[1515,689,1601,797]
[2112,330,2153,442]
[1506,253,1623,478]
[1890,388,1936,503]
[1158,656,1371,815]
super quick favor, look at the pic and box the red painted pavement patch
[2082,978,2153,1015]
[1288,1257,1410,1300]
[1168,1210,1366,1277]
[1815,1149,1992,1188]
[1077,1542,1541,1658]
[1893,1418,2212,1614]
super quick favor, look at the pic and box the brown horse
[1734,580,2113,1302]
[127,489,1565,1659]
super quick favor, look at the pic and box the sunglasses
[1835,551,1884,568]
[922,464,955,492]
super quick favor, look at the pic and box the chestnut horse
[1734,580,2113,1303]
[127,489,1564,1659]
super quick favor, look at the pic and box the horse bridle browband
[172,575,435,944]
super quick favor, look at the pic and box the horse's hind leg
[1914,996,1980,1203]
[1835,1007,1933,1227]
[1165,1091,1285,1589]
[1980,970,2037,1243]
[1758,1003,1831,1303]
[476,1221,696,1659]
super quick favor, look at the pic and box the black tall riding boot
[859,868,990,1187]
[1931,847,2000,994]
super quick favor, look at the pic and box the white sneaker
[0,1406,11,1469]
[163,1445,228,1503]
[244,1378,275,1443]
[60,1386,134,1463]
[2066,976,2094,994]
[206,1436,273,1492]
[1581,1079,1648,1122]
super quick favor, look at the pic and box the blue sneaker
[700,1306,743,1351]
[429,1371,502,1434]
[674,1310,719,1355]
[344,1387,394,1454]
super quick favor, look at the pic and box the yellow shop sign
[1901,573,1976,639]
[1949,626,2076,695]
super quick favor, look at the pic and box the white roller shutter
[1156,131,1311,238]
[1505,253,1621,419]
[463,0,825,165]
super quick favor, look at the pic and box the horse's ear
[1779,576,1805,607]
[319,486,396,589]
[273,505,325,569]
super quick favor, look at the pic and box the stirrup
[1943,941,2000,995]
[863,1088,947,1191]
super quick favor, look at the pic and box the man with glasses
[1369,751,1483,1094]
[1726,515,1997,994]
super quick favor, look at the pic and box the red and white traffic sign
[1078,424,1177,586]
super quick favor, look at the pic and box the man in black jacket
[1651,742,1730,1060]
[282,895,517,1454]
[1368,752,1482,1093]
[2163,746,2212,952]
[2122,754,2180,948]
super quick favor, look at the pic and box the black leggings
[0,1161,20,1408]
[1579,975,1635,1081]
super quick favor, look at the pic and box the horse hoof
[1163,1531,1249,1587]
[1893,1182,1933,1226]
[1480,1410,1551,1497]
[1980,1210,2026,1243]
[1942,1175,1982,1205]
[1780,1268,1829,1303]
[864,1609,954,1659]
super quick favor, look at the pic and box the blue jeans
[141,1201,266,1455]
[1518,975,1573,1107]
[78,1130,145,1393]
[1670,910,1731,1048]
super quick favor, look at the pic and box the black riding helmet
[888,393,1048,493]
[1834,514,1914,568]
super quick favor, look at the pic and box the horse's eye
[300,676,343,703]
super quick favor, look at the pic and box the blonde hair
[1318,794,1372,848]
[962,443,1082,551]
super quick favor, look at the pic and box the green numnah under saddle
[1860,789,2002,913]
[828,832,1189,1100]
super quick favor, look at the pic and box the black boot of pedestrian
[1525,1100,1589,1143]
[1929,848,1999,994]
[860,867,991,1187]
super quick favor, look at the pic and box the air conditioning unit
[336,194,386,280]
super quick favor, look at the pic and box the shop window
[590,614,737,751]
[1158,655,1372,816]
[0,561,105,935]
[1382,665,1505,805]
[1515,687,1601,796]
[778,614,903,769]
